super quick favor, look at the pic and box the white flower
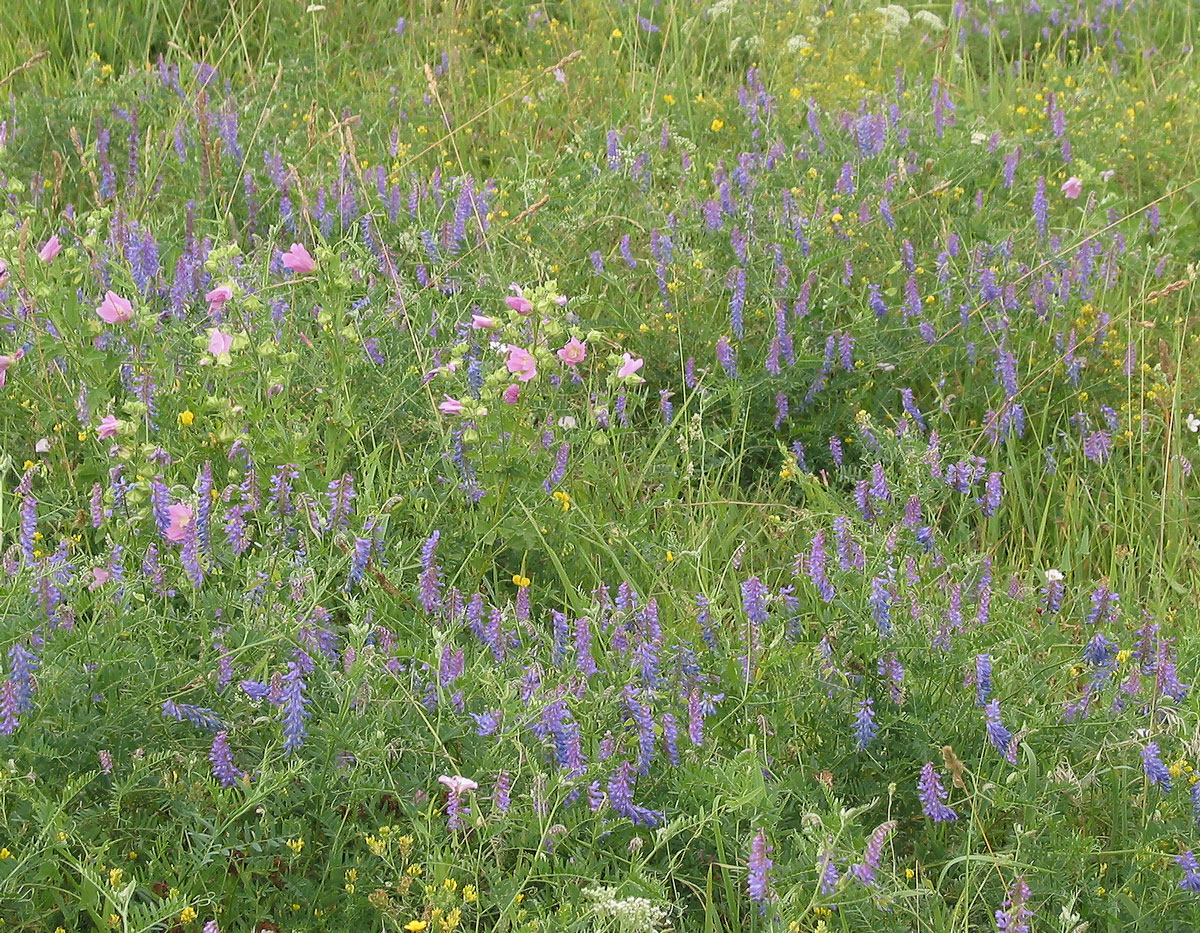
[875,4,911,38]
[913,9,946,30]
[557,415,577,429]
[1185,413,1200,432]
[785,35,811,54]
[1045,569,1065,582]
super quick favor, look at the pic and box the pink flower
[165,503,194,543]
[505,344,538,382]
[502,383,521,405]
[207,328,234,358]
[557,337,587,365]
[617,353,645,381]
[35,438,50,453]
[96,290,134,325]
[0,348,24,388]
[38,234,62,263]
[1061,176,1083,199]
[439,395,466,415]
[206,285,233,312]
[89,567,112,590]
[96,415,122,440]
[437,775,479,795]
[471,314,499,330]
[281,242,316,274]
[505,295,533,315]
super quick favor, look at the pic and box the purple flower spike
[747,828,773,910]
[918,763,957,822]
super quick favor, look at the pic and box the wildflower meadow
[2,0,1200,930]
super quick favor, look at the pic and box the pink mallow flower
[557,337,587,365]
[89,567,112,591]
[617,353,645,381]
[438,775,478,794]
[438,774,479,831]
[206,284,234,313]
[165,503,194,543]
[502,383,521,405]
[207,328,234,359]
[0,348,24,387]
[505,295,533,315]
[471,314,499,330]
[96,290,134,325]
[281,242,316,274]
[439,395,466,415]
[505,345,538,382]
[38,234,62,263]
[96,415,122,440]
[1061,176,1083,199]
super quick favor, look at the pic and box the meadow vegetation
[2,1,1200,930]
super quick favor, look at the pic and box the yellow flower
[405,922,429,932]
[109,867,124,889]
[0,848,11,859]
[710,118,724,132]
[666,550,675,562]
[662,94,675,105]
[462,884,478,902]
[179,906,197,923]
[286,837,305,854]
[23,459,34,471]
[552,490,571,511]
[512,574,531,588]
[179,409,195,426]
[610,27,622,38]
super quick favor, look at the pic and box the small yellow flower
[662,94,675,105]
[666,550,675,562]
[179,906,197,924]
[22,459,34,471]
[108,915,121,929]
[710,118,724,132]
[0,848,11,859]
[552,490,571,511]
[610,27,622,38]
[179,409,195,426]
[286,837,305,854]
[512,574,531,588]
[462,884,478,902]
[405,922,429,932]
[109,868,124,889]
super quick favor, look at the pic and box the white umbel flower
[875,4,911,38]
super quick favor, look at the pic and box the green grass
[2,1,1200,931]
